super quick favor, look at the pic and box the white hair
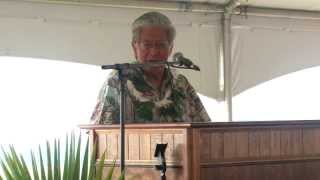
[132,11,176,44]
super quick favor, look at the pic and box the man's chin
[146,59,166,63]
[143,66,165,72]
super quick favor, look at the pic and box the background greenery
[0,134,123,180]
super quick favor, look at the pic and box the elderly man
[91,11,210,124]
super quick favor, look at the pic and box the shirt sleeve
[178,74,211,122]
[90,72,120,124]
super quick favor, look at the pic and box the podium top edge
[79,120,320,130]
[79,122,194,130]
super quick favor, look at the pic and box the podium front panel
[90,125,191,180]
[81,121,320,180]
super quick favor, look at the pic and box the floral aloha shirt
[91,67,210,124]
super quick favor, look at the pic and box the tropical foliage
[0,134,123,180]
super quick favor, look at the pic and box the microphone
[172,52,200,71]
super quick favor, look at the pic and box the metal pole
[222,12,233,122]
[222,0,240,122]
[22,0,224,13]
[102,61,199,175]
[118,68,126,173]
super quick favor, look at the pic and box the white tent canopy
[1,0,320,106]
[231,14,320,95]
[0,0,222,100]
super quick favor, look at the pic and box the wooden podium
[80,120,320,180]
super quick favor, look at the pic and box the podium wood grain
[80,120,320,180]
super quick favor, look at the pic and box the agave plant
[0,134,124,180]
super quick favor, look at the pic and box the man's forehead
[140,25,168,32]
[139,26,169,39]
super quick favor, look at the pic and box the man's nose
[148,46,161,56]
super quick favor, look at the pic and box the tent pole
[222,0,240,122]
[222,12,233,122]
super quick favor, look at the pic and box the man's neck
[143,68,165,90]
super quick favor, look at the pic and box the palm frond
[0,160,14,180]
[1,146,23,179]
[46,141,53,180]
[39,145,47,180]
[30,151,39,180]
[53,140,61,180]
[73,135,81,180]
[80,139,89,180]
[0,133,122,180]
[95,151,106,180]
[62,136,69,180]
[105,160,116,180]
[88,142,97,180]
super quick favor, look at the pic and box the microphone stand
[101,61,199,176]
[154,143,168,180]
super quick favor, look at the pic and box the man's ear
[168,43,173,56]
[132,41,138,59]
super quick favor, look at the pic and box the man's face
[132,26,173,64]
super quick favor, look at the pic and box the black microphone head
[173,52,183,62]
[172,52,200,71]
[193,64,200,71]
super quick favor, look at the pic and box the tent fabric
[231,14,320,96]
[0,1,222,100]
[2,0,320,101]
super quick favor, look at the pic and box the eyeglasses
[137,41,170,50]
